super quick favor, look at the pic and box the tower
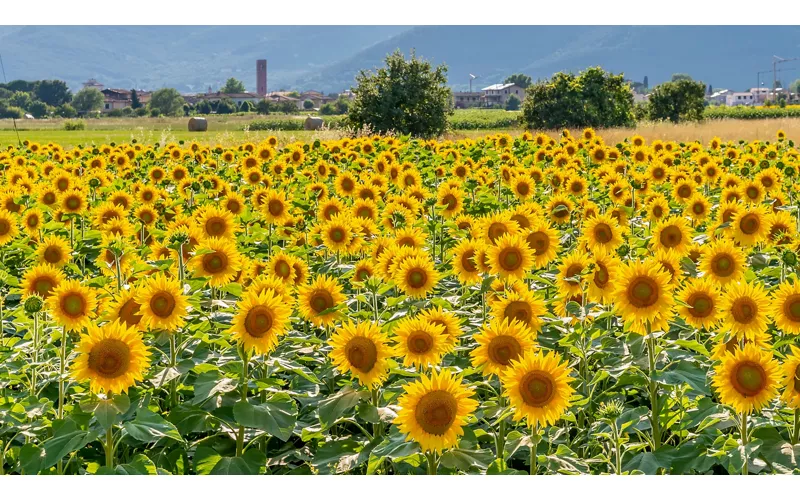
[257,59,267,96]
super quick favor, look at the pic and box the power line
[0,52,22,148]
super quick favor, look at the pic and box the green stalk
[646,332,661,451]
[793,409,800,445]
[105,426,115,469]
[426,450,438,475]
[741,411,749,475]
[371,387,383,440]
[30,312,40,396]
[168,334,178,409]
[530,424,540,475]
[236,352,250,457]
[58,326,68,420]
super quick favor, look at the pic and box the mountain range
[1,26,799,94]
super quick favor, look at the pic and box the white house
[726,92,755,106]
[707,89,732,105]
[481,83,527,107]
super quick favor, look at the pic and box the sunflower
[684,193,711,222]
[436,185,464,218]
[46,279,98,331]
[0,209,19,246]
[188,237,243,288]
[22,207,43,235]
[524,220,559,269]
[394,255,440,299]
[261,189,291,225]
[230,290,292,356]
[718,280,771,341]
[297,274,346,327]
[645,195,670,223]
[731,205,769,247]
[471,318,537,377]
[135,273,189,332]
[196,205,238,240]
[487,232,534,281]
[451,239,483,285]
[500,350,575,428]
[611,259,675,335]
[105,287,144,331]
[418,307,463,350]
[698,238,746,286]
[582,213,624,254]
[587,251,621,304]
[556,252,590,297]
[767,211,796,245]
[320,214,353,253]
[392,316,448,368]
[780,345,800,409]
[770,280,800,335]
[35,235,72,268]
[490,288,546,333]
[71,320,151,394]
[545,195,574,225]
[267,251,299,284]
[676,277,721,330]
[329,321,394,388]
[712,344,782,414]
[20,263,65,300]
[394,369,479,453]
[652,215,692,256]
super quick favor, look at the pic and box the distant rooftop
[481,83,516,91]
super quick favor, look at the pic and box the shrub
[647,79,706,122]
[0,105,24,119]
[63,119,86,131]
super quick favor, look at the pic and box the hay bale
[188,117,208,132]
[304,116,324,131]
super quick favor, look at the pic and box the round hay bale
[188,117,208,132]
[304,116,324,131]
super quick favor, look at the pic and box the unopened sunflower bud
[24,295,44,314]
[783,250,797,267]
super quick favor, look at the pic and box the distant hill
[1,26,799,93]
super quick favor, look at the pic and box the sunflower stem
[426,450,438,475]
[793,409,800,445]
[236,351,250,458]
[646,331,661,451]
[530,424,540,475]
[58,326,68,420]
[168,333,178,409]
[105,425,115,469]
[371,387,383,440]
[741,411,749,475]
[30,312,40,396]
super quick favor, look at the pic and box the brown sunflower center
[414,390,458,436]
[488,335,522,366]
[731,361,767,397]
[244,305,274,338]
[794,365,800,392]
[711,253,734,277]
[487,222,507,243]
[329,226,347,243]
[527,231,550,256]
[33,276,57,298]
[150,291,176,318]
[686,292,713,318]
[118,298,143,327]
[783,294,800,322]
[310,290,334,313]
[746,186,760,199]
[267,200,284,216]
[626,276,659,308]
[565,264,583,282]
[275,260,292,278]
[202,251,228,274]
[594,262,609,288]
[0,219,11,236]
[739,214,760,235]
[42,245,63,264]
[61,292,87,317]
[594,223,613,244]
[678,185,692,198]
[461,249,477,273]
[731,297,757,324]
[88,338,131,379]
[519,370,555,407]
[659,225,682,248]
[345,336,377,373]
[407,330,434,354]
[498,247,522,271]
[504,300,532,324]
[442,194,458,210]
[205,217,227,236]
[407,268,428,289]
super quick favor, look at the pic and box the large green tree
[504,73,532,89]
[148,88,185,116]
[72,88,104,113]
[34,80,71,107]
[347,50,453,137]
[647,79,706,123]
[221,78,246,94]
[521,67,635,129]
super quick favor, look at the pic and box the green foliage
[303,99,314,110]
[505,94,521,111]
[28,100,50,118]
[703,106,800,120]
[63,119,86,130]
[57,103,77,118]
[215,98,237,115]
[255,99,271,115]
[521,66,635,129]
[247,116,346,131]
[450,109,521,129]
[504,73,532,89]
[647,79,708,122]
[347,49,453,137]
[131,89,142,109]
[220,77,246,94]
[72,88,104,113]
[196,100,213,115]
[148,88,185,117]
[671,73,693,82]
[239,101,254,113]
[0,104,24,119]
[34,80,72,107]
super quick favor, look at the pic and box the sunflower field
[1,129,800,476]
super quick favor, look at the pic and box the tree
[790,79,800,95]
[72,88,104,114]
[5,80,34,93]
[671,73,692,82]
[278,101,298,114]
[9,91,33,110]
[505,94,521,111]
[148,88,185,116]
[57,103,77,118]
[347,49,453,137]
[34,80,71,106]
[707,84,713,95]
[216,98,236,114]
[303,99,314,110]
[504,74,532,89]
[239,101,254,113]
[643,76,649,89]
[320,103,336,115]
[647,79,706,123]
[334,98,350,115]
[521,67,635,129]
[28,100,50,118]
[131,89,142,109]
[196,100,213,114]
[0,104,24,119]
[221,77,246,94]
[255,99,271,115]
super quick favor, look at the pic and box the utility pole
[773,56,798,102]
